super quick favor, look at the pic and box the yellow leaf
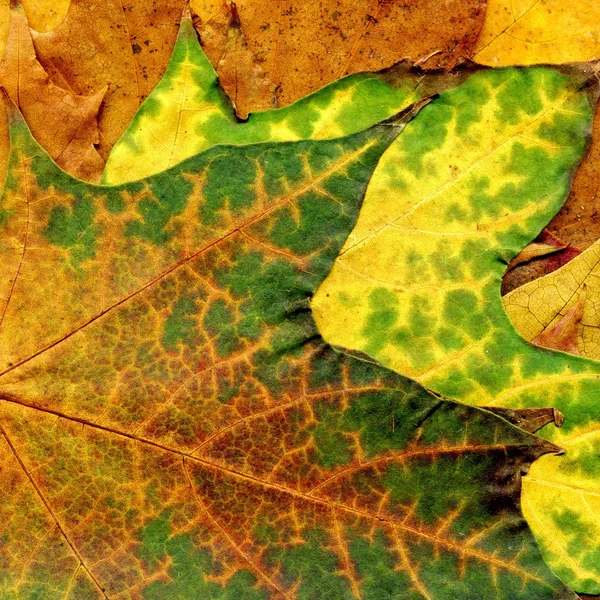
[474,0,600,66]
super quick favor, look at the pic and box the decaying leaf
[0,102,574,598]
[501,229,581,296]
[473,0,600,66]
[0,10,104,182]
[103,17,467,186]
[191,0,488,117]
[28,0,187,159]
[504,240,600,358]
[547,98,600,250]
[484,407,565,434]
[313,65,600,592]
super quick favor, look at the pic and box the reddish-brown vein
[182,457,289,599]
[0,393,549,583]
[0,140,378,380]
[0,422,109,599]
[306,442,547,496]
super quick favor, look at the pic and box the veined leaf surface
[103,18,441,186]
[0,100,573,598]
[313,66,600,592]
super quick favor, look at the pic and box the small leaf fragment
[484,407,565,434]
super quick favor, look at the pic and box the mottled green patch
[202,155,257,226]
[310,402,353,469]
[442,290,490,340]
[126,174,195,244]
[350,531,418,600]
[204,299,239,357]
[384,454,493,530]
[551,509,600,583]
[399,103,453,176]
[43,195,99,264]
[269,529,353,600]
[162,294,200,351]
[102,189,127,213]
[266,190,352,256]
[139,512,267,600]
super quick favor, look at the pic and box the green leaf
[102,17,437,185]
[0,101,574,598]
[313,66,600,592]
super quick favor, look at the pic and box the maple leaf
[313,65,600,592]
[102,17,446,186]
[0,93,572,598]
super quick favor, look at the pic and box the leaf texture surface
[313,65,600,592]
[103,18,441,186]
[0,100,574,599]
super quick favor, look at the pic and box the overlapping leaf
[0,9,104,182]
[28,0,187,159]
[103,18,445,185]
[191,0,487,116]
[313,66,600,592]
[504,239,600,358]
[0,96,573,598]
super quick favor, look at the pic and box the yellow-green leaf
[313,65,600,593]
[102,17,438,185]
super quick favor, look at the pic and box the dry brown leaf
[0,10,104,182]
[501,230,581,295]
[210,2,272,118]
[547,97,600,249]
[29,0,187,159]
[191,0,487,117]
[0,0,9,59]
[507,240,567,270]
[483,407,565,434]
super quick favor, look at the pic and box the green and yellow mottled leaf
[102,17,440,186]
[0,98,573,598]
[313,66,600,593]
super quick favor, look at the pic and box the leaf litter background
[1,0,600,598]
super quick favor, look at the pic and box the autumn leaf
[26,0,187,159]
[102,17,461,186]
[191,0,488,117]
[0,9,105,182]
[504,239,600,357]
[0,92,576,597]
[501,230,581,296]
[473,0,600,66]
[313,65,600,592]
